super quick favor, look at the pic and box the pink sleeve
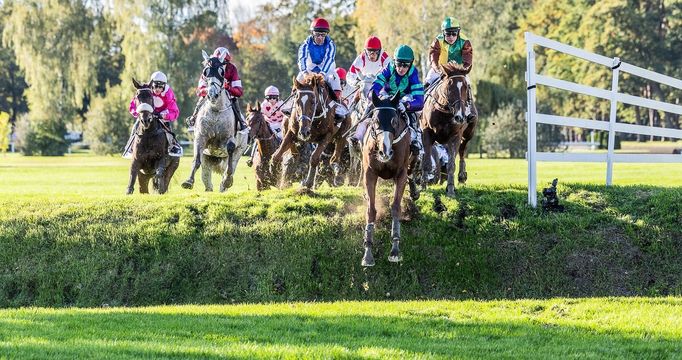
[129,97,138,118]
[163,87,179,121]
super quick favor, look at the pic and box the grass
[1,298,681,359]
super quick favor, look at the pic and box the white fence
[525,32,682,207]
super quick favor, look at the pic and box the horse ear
[292,76,300,89]
[202,49,210,61]
[370,91,380,107]
[246,103,252,112]
[256,101,261,112]
[390,92,401,107]
[439,64,449,76]
[132,77,141,89]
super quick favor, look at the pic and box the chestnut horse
[361,93,419,267]
[270,73,350,189]
[246,102,280,191]
[421,63,478,197]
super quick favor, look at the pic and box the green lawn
[1,153,680,198]
[1,298,681,359]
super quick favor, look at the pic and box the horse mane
[300,73,327,88]
[441,63,471,76]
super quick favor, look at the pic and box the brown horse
[270,73,350,189]
[246,102,280,191]
[360,93,418,267]
[126,78,179,195]
[421,63,478,197]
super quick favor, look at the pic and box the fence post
[606,57,621,185]
[526,32,538,207]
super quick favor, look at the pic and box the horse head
[132,77,156,131]
[369,91,404,163]
[292,73,328,141]
[439,63,470,123]
[201,50,227,103]
[246,102,270,143]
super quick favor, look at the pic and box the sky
[229,0,271,26]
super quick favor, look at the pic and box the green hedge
[1,185,681,307]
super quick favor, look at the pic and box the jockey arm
[461,40,473,72]
[347,56,362,88]
[404,69,424,112]
[428,38,442,73]
[224,63,243,97]
[297,41,309,72]
[160,87,179,121]
[128,97,139,118]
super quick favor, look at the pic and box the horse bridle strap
[371,107,409,144]
[296,88,330,121]
[137,103,154,113]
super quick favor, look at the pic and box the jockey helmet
[212,47,231,63]
[365,36,382,50]
[150,71,167,84]
[441,17,460,31]
[335,67,347,81]
[264,86,280,97]
[393,45,414,63]
[310,18,330,33]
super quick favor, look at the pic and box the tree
[0,111,9,153]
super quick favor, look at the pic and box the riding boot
[185,97,206,129]
[407,113,423,155]
[231,98,247,132]
[246,143,257,167]
[122,119,140,159]
[466,83,476,123]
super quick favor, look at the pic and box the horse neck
[138,118,160,138]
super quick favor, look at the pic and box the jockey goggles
[365,48,380,55]
[266,95,279,100]
[444,29,460,37]
[395,60,411,69]
[152,81,166,89]
[312,31,327,38]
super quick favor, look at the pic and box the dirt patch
[432,194,447,215]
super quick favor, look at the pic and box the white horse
[182,51,248,192]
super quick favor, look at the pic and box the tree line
[1,0,680,157]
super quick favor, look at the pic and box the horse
[246,102,280,191]
[420,63,478,197]
[360,93,420,267]
[270,73,350,190]
[346,74,377,187]
[181,51,248,192]
[126,78,179,195]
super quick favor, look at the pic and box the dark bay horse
[126,78,179,195]
[270,73,350,189]
[246,102,280,191]
[360,93,419,267]
[421,63,478,197]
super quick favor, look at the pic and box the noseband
[368,107,410,145]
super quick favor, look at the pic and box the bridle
[295,85,331,124]
[429,74,466,117]
[368,106,410,145]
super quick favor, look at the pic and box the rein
[369,107,410,145]
[427,74,466,117]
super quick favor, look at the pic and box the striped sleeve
[321,40,336,73]
[371,67,391,96]
[407,69,424,111]
[298,41,308,72]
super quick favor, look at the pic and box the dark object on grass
[673,148,682,155]
[542,178,564,212]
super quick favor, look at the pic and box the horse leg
[164,159,179,194]
[389,169,408,263]
[270,130,295,176]
[421,130,435,191]
[220,144,236,192]
[126,162,140,195]
[362,169,378,267]
[138,173,150,194]
[154,159,168,194]
[446,135,463,197]
[459,120,477,185]
[329,135,347,187]
[182,137,205,189]
[201,155,213,192]
[303,140,327,190]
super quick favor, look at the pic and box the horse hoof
[446,189,456,198]
[181,181,193,189]
[388,252,403,263]
[205,188,213,192]
[361,248,375,267]
[220,177,233,192]
[126,189,133,195]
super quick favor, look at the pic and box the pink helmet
[264,86,280,97]
[212,47,231,63]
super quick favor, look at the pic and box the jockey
[336,67,353,107]
[424,16,476,122]
[124,71,182,159]
[186,46,247,132]
[351,46,423,151]
[370,45,424,154]
[297,17,348,124]
[347,36,391,95]
[260,85,285,139]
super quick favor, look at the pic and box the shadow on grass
[0,310,680,359]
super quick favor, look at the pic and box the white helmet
[264,86,280,97]
[150,71,167,84]
[212,47,231,63]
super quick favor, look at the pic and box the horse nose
[454,114,463,123]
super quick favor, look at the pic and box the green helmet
[441,17,460,31]
[393,45,414,62]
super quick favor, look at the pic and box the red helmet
[365,36,382,50]
[310,18,330,32]
[335,67,347,81]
